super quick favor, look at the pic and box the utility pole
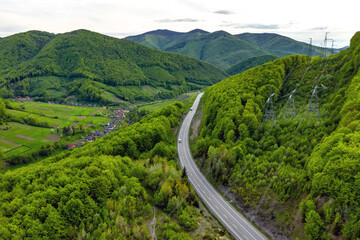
[264,86,275,121]
[285,89,296,118]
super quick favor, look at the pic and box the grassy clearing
[2,101,110,158]
[0,122,57,157]
[138,92,199,112]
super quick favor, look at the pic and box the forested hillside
[127,29,338,72]
[0,100,227,239]
[235,33,326,57]
[192,31,360,239]
[0,30,226,104]
[226,55,278,76]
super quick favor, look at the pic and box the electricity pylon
[308,38,313,57]
[285,89,296,118]
[264,86,275,121]
[308,78,320,118]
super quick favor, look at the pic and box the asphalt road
[177,93,267,240]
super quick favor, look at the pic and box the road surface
[177,93,267,240]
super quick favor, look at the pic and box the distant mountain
[226,55,279,75]
[163,31,270,70]
[127,29,342,71]
[127,29,209,50]
[235,32,327,57]
[0,30,226,104]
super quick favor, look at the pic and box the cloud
[220,22,279,30]
[238,24,279,29]
[310,26,328,31]
[213,10,233,15]
[156,18,200,23]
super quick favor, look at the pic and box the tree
[299,199,316,222]
[305,210,325,240]
[181,167,187,179]
[332,212,342,236]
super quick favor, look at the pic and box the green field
[0,122,55,157]
[1,101,110,158]
[138,92,199,112]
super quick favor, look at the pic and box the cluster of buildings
[67,108,128,149]
[14,96,31,101]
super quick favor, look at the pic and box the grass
[1,101,110,158]
[0,122,58,158]
[138,92,199,112]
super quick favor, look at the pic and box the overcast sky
[0,0,358,47]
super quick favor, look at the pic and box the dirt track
[16,135,35,141]
[44,135,61,142]
[0,138,21,147]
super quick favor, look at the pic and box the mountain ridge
[0,29,226,104]
[127,29,342,71]
[192,31,360,239]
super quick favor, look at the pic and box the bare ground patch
[77,116,87,119]
[16,135,35,141]
[28,106,51,111]
[45,135,61,142]
[113,97,121,102]
[94,109,103,113]
[54,106,72,110]
[71,122,78,127]
[177,94,190,100]
[65,96,76,101]
[84,124,93,129]
[0,138,21,147]
[50,124,59,128]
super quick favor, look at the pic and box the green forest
[0,100,228,239]
[192,31,360,239]
[127,29,330,72]
[0,30,226,104]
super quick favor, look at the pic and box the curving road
[177,93,267,240]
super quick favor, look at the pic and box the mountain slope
[192,32,360,239]
[126,29,209,50]
[164,31,270,70]
[0,30,226,104]
[236,32,329,57]
[226,54,278,75]
[127,29,340,71]
[0,101,229,239]
[0,31,55,76]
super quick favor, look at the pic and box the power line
[264,86,275,121]
[308,77,319,118]
[284,89,296,118]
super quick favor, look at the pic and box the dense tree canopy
[0,101,222,239]
[0,30,226,103]
[193,31,360,239]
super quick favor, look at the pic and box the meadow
[138,92,199,112]
[1,101,109,158]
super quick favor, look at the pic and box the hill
[126,29,209,50]
[0,30,226,104]
[192,31,360,239]
[226,54,278,75]
[236,32,329,57]
[127,29,340,71]
[0,100,229,239]
[163,31,270,71]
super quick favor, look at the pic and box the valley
[0,26,358,240]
